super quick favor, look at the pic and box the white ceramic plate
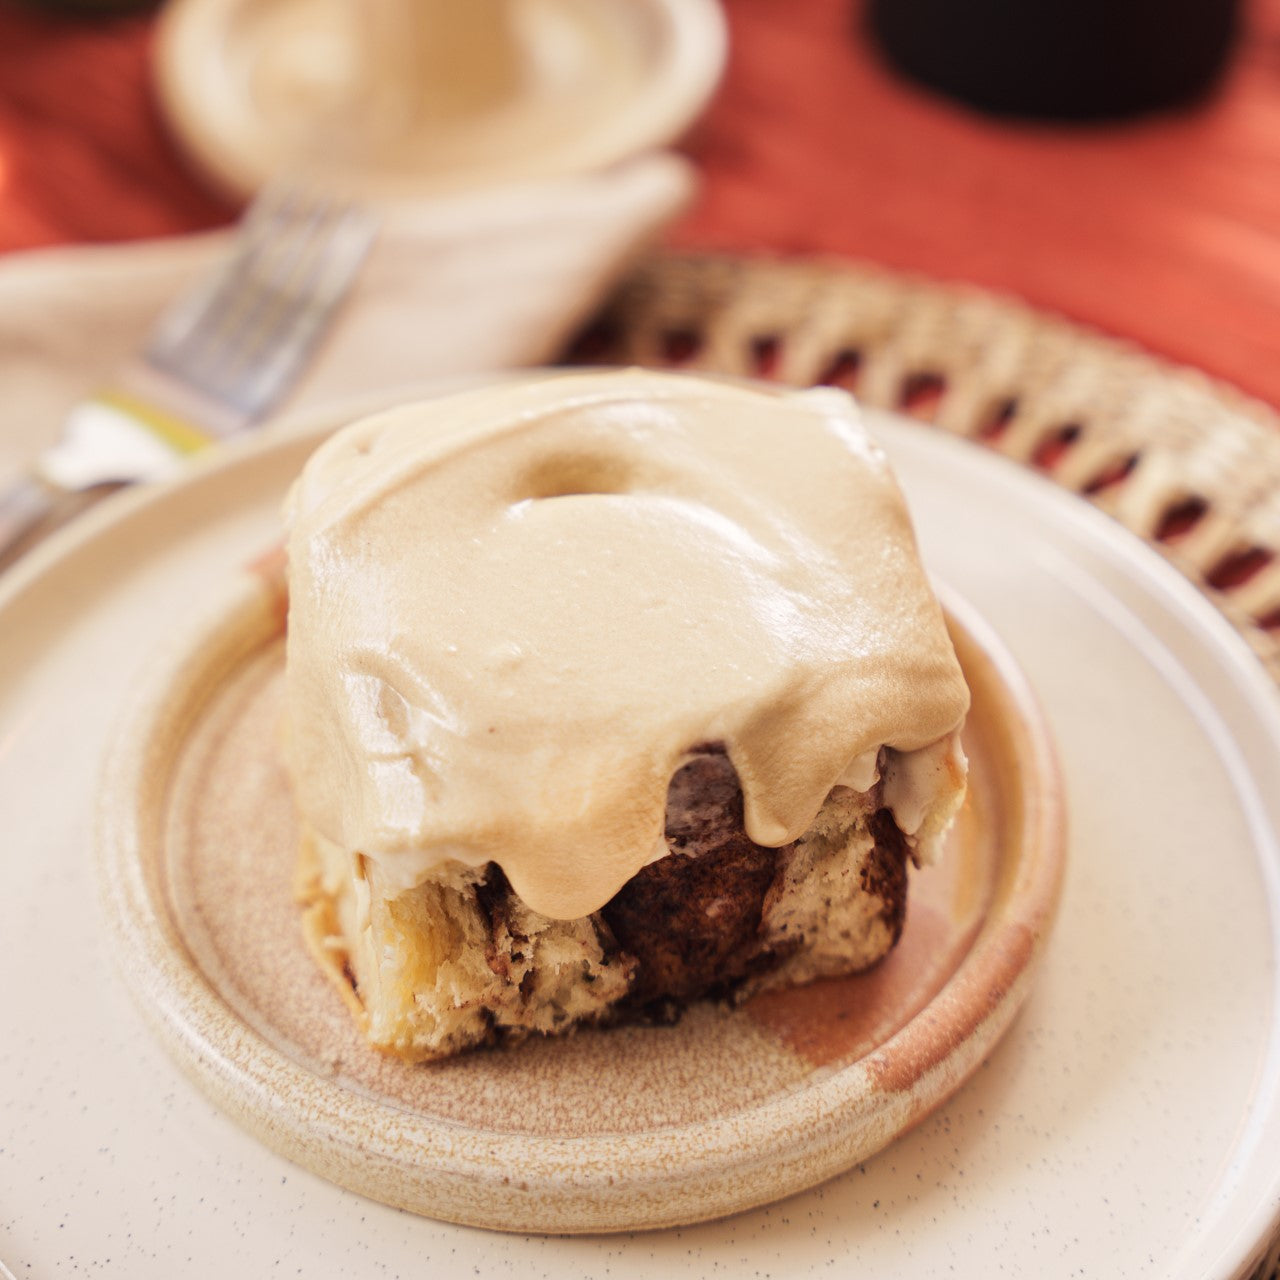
[3,399,1279,1277]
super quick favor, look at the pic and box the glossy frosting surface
[284,371,969,918]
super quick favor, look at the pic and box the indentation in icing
[284,371,969,918]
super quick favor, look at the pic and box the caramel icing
[283,371,969,919]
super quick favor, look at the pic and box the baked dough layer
[296,752,925,1063]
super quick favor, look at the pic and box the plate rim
[6,388,1280,1269]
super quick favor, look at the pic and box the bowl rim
[152,0,729,202]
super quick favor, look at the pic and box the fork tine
[196,200,376,418]
[201,197,350,382]
[143,187,376,424]
[228,206,378,418]
[155,193,334,391]
[143,182,309,361]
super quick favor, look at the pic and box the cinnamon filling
[473,748,911,1024]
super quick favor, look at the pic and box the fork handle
[0,472,58,566]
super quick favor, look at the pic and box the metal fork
[0,183,378,562]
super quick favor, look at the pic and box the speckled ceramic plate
[94,485,1062,1235]
[6,395,1280,1276]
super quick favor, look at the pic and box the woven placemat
[569,250,1280,689]
[567,249,1280,1280]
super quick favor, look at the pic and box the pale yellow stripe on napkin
[95,388,214,456]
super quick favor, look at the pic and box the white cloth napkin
[0,154,693,479]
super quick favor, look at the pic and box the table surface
[3,6,1280,1278]
[1,0,1279,408]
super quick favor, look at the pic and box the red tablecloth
[2,0,1279,406]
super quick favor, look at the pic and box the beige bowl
[153,0,727,201]
[96,554,1064,1234]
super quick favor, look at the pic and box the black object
[6,0,161,15]
[867,0,1240,121]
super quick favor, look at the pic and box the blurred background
[0,0,1275,404]
[6,8,1280,1276]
